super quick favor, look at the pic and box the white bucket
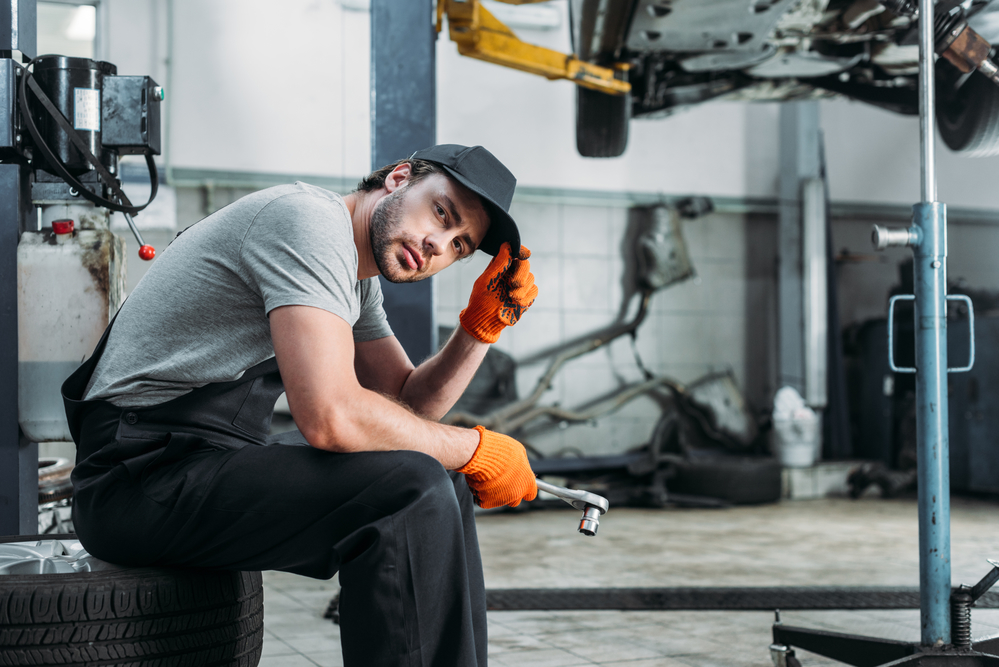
[772,414,821,468]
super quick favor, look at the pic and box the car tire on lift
[937,68,999,157]
[576,86,630,158]
[0,535,264,667]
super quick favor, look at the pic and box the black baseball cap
[411,144,520,257]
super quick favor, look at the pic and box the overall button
[125,412,138,425]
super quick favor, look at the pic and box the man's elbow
[294,409,364,453]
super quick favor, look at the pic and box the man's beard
[370,188,424,284]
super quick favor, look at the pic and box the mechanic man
[61,144,539,666]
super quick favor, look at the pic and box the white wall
[823,99,999,209]
[101,0,372,178]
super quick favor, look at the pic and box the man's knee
[374,450,460,516]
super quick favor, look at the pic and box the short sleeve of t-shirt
[238,192,361,323]
[354,277,392,342]
[236,189,393,342]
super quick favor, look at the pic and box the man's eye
[453,238,463,253]
[436,204,445,218]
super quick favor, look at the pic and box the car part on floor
[530,424,781,509]
[0,535,264,667]
[847,462,917,498]
[534,479,609,535]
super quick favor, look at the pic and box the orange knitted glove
[460,243,538,344]
[457,426,538,509]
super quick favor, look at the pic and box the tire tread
[938,70,999,157]
[0,565,263,667]
[576,86,630,158]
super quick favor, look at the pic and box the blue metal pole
[912,202,951,646]
[914,0,952,646]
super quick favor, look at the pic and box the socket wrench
[535,479,610,536]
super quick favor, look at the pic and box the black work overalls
[61,316,487,667]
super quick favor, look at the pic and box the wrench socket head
[578,506,602,536]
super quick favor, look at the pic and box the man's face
[370,173,490,283]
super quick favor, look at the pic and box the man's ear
[384,162,412,193]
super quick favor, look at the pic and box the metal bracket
[887,294,975,374]
[441,0,631,96]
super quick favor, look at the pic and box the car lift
[437,0,630,97]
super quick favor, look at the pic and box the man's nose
[425,232,447,256]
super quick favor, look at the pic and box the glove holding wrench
[457,242,539,508]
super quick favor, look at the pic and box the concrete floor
[258,496,999,666]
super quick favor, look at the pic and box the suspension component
[936,16,999,86]
[881,1,999,86]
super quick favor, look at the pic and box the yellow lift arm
[437,0,631,96]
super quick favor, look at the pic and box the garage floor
[258,495,999,667]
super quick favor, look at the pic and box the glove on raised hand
[460,243,538,344]
[458,426,538,509]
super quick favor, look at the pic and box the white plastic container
[772,412,821,468]
[17,212,125,442]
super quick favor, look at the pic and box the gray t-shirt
[85,182,393,407]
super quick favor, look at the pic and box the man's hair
[355,158,447,193]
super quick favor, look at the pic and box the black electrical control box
[102,75,161,155]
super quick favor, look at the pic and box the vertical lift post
[0,0,37,537]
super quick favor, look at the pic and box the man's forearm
[298,385,481,469]
[398,326,489,420]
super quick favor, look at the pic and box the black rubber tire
[669,456,782,505]
[576,87,630,158]
[0,536,263,667]
[937,69,999,157]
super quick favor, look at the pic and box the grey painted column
[0,164,37,536]
[1,0,37,536]
[777,101,822,397]
[370,0,438,363]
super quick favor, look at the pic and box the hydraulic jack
[768,0,998,662]
[771,561,999,666]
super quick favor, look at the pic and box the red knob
[138,245,156,261]
[52,219,74,235]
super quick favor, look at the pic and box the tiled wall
[436,201,778,457]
